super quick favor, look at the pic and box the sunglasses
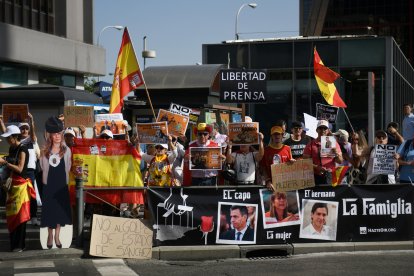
[293,127,302,130]
[198,132,209,136]
[317,126,328,130]
[20,127,29,131]
[101,136,111,140]
[155,145,165,150]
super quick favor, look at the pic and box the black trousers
[10,222,26,251]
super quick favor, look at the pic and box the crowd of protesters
[1,103,414,252]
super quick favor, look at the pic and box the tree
[84,77,97,93]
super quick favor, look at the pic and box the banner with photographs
[157,109,189,137]
[228,122,259,145]
[1,104,29,124]
[271,159,315,192]
[189,147,222,170]
[147,185,413,246]
[316,103,339,123]
[95,113,125,136]
[136,122,169,145]
[372,144,397,174]
[64,106,94,127]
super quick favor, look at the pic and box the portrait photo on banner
[299,199,338,241]
[216,202,257,245]
[259,189,300,229]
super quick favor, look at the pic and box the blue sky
[95,0,299,82]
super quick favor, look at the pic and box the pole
[341,107,355,133]
[75,176,84,247]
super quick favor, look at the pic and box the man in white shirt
[302,202,333,240]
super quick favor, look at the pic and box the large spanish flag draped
[6,176,35,232]
[331,166,349,187]
[314,48,347,108]
[69,139,144,205]
[109,27,144,113]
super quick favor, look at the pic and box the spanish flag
[69,139,144,205]
[331,166,349,187]
[6,176,35,232]
[314,48,347,108]
[109,27,144,113]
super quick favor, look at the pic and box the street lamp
[142,36,156,69]
[235,3,257,40]
[97,25,124,46]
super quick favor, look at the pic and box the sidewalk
[1,241,413,262]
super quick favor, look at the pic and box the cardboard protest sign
[90,214,152,259]
[95,113,125,136]
[136,122,169,144]
[64,106,94,127]
[156,109,189,137]
[316,103,339,123]
[1,104,29,124]
[320,136,337,157]
[228,122,259,145]
[372,144,397,174]
[271,159,315,192]
[189,147,222,170]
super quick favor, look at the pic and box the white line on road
[14,260,55,269]
[93,259,139,276]
[15,273,59,276]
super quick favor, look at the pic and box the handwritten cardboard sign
[1,104,29,124]
[228,122,259,145]
[189,147,222,170]
[271,159,315,192]
[64,106,94,127]
[156,109,189,137]
[372,144,397,174]
[136,122,169,144]
[89,214,153,259]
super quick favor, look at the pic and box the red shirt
[260,144,292,179]
[303,139,341,175]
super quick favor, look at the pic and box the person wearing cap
[39,116,72,249]
[259,125,295,190]
[303,120,343,185]
[285,121,310,160]
[99,129,114,140]
[138,135,177,186]
[183,123,224,186]
[0,125,34,252]
[63,127,77,147]
[333,129,353,167]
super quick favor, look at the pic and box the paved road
[0,250,413,276]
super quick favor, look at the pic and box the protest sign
[372,144,397,174]
[95,113,125,136]
[189,147,222,170]
[136,122,169,144]
[169,102,192,117]
[90,214,152,259]
[1,104,29,124]
[316,103,339,123]
[64,106,94,127]
[320,136,337,157]
[220,69,267,103]
[303,113,318,139]
[228,122,259,145]
[271,159,315,192]
[156,109,189,137]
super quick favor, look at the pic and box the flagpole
[341,107,355,133]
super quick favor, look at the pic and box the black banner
[316,103,339,123]
[147,185,413,246]
[219,69,267,103]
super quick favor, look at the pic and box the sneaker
[12,248,23,252]
[31,217,39,226]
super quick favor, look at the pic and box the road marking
[15,273,59,276]
[14,260,55,269]
[93,259,138,276]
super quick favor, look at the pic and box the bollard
[75,176,84,247]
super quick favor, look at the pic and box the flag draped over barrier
[69,139,144,205]
[109,27,144,113]
[314,48,347,108]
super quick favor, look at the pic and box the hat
[375,130,387,138]
[316,120,329,129]
[45,116,63,133]
[155,143,168,149]
[194,122,212,135]
[334,129,349,139]
[270,126,284,135]
[244,116,253,123]
[100,129,113,139]
[1,125,21,137]
[64,127,76,137]
[18,122,30,129]
[291,121,302,128]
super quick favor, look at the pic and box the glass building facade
[203,36,414,137]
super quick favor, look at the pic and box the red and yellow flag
[6,176,35,232]
[314,48,347,108]
[110,27,144,113]
[331,166,349,187]
[69,138,144,205]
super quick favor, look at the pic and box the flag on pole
[314,48,347,108]
[331,166,349,187]
[109,27,144,113]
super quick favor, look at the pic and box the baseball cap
[156,143,168,149]
[100,129,114,139]
[244,116,253,123]
[333,129,349,139]
[316,120,329,129]
[1,125,21,137]
[18,122,30,129]
[64,127,76,137]
[270,126,284,135]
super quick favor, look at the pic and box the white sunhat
[1,125,21,137]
